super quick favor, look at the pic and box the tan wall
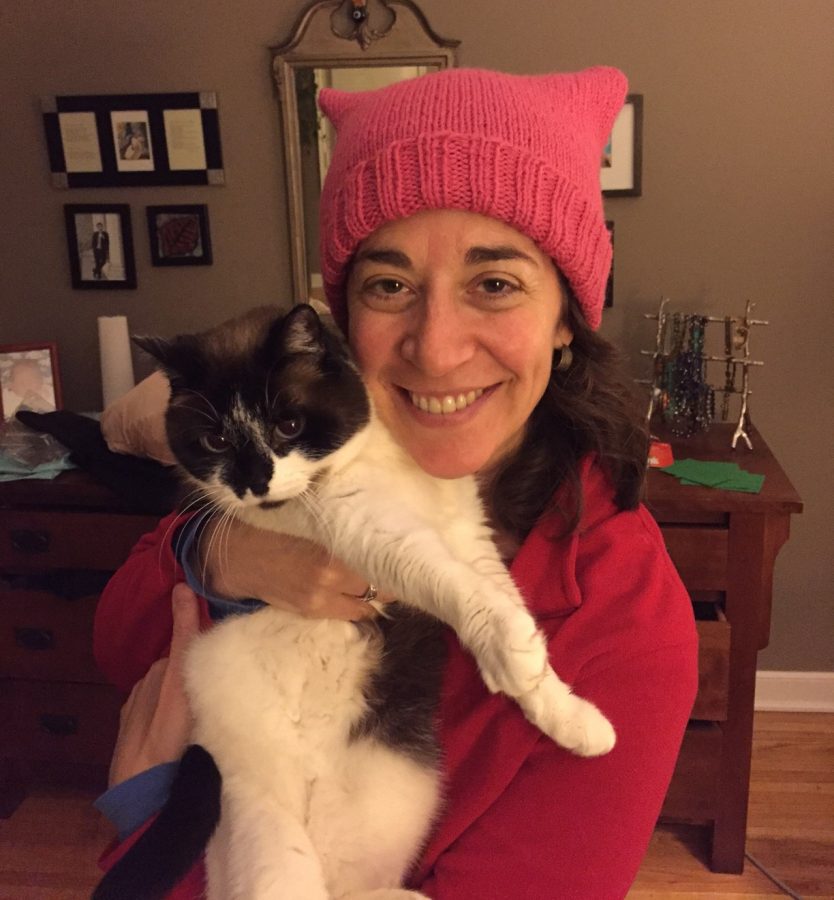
[1,1,831,671]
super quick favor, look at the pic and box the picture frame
[147,204,213,266]
[0,342,62,421]
[601,94,643,197]
[64,204,137,289]
[42,92,224,188]
[604,220,614,308]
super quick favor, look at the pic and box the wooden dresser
[0,425,802,876]
[0,470,159,817]
[647,423,802,873]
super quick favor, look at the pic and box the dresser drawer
[0,679,121,767]
[0,510,158,571]
[660,525,728,591]
[0,589,106,683]
[692,612,731,721]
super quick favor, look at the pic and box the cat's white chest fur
[188,611,374,770]
[187,609,441,900]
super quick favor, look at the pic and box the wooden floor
[1,711,832,899]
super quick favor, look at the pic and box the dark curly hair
[486,289,649,541]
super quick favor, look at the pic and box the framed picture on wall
[605,220,614,308]
[112,110,156,173]
[0,342,62,421]
[147,204,213,266]
[601,94,643,197]
[64,204,137,289]
[42,92,224,188]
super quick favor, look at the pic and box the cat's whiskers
[156,486,217,577]
[296,487,333,551]
[199,504,229,594]
[202,484,241,578]
[217,503,239,588]
[163,482,231,592]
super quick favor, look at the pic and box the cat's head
[134,304,370,509]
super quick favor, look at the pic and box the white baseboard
[755,670,834,712]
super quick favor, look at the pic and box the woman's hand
[108,583,200,788]
[197,517,389,621]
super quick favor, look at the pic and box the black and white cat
[94,304,615,900]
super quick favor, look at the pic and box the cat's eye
[200,433,230,454]
[274,415,305,441]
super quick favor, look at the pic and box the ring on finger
[359,584,379,604]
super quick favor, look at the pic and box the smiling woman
[94,66,698,900]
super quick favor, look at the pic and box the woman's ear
[553,320,574,350]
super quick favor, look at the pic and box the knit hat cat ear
[317,66,628,331]
[317,88,358,129]
[543,67,628,147]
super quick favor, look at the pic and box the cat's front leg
[273,492,614,756]
[453,580,616,757]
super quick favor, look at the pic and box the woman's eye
[273,415,305,441]
[368,278,408,296]
[200,433,230,454]
[479,277,517,295]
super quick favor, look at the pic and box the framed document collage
[42,91,224,188]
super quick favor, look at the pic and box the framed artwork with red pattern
[146,204,213,267]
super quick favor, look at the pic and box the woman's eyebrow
[354,248,412,268]
[465,245,538,265]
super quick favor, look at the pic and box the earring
[554,345,573,373]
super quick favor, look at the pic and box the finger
[170,583,202,656]
[338,583,397,606]
[307,592,381,622]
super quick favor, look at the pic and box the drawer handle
[39,713,78,736]
[14,627,55,651]
[11,529,51,555]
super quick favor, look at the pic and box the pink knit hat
[318,66,627,331]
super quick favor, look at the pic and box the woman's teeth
[409,388,484,415]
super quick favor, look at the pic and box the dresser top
[646,422,803,518]
[0,469,148,512]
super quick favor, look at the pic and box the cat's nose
[249,478,270,497]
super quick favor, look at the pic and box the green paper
[660,458,765,494]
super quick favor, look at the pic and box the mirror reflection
[295,66,437,299]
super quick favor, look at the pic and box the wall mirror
[271,0,459,302]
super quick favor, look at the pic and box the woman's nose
[400,291,476,377]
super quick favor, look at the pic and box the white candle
[98,315,135,409]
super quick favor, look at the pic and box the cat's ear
[277,304,325,356]
[132,335,172,367]
[132,334,203,387]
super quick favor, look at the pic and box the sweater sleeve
[93,511,191,695]
[417,639,697,899]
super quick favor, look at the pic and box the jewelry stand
[637,297,768,449]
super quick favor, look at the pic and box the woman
[94,66,698,898]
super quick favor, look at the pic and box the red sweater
[94,458,698,898]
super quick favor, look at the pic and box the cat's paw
[521,684,616,757]
[472,606,550,698]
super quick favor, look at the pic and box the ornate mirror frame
[271,0,459,302]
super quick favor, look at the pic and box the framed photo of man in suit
[64,204,137,289]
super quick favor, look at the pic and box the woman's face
[346,209,573,479]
